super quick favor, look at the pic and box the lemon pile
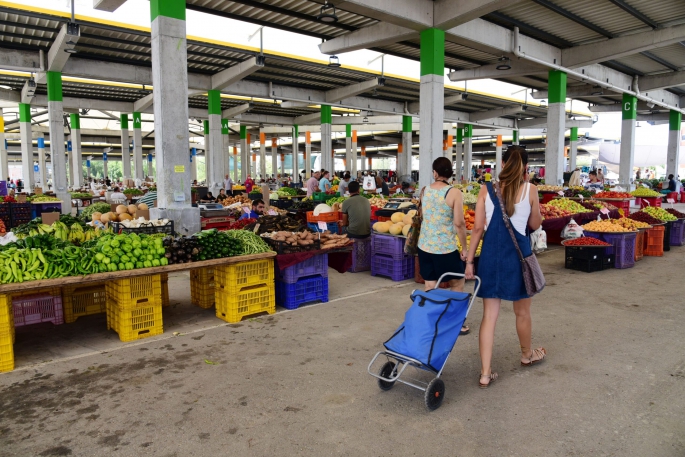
[456,235,482,256]
[582,220,631,232]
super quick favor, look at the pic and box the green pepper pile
[0,245,97,283]
[93,233,168,272]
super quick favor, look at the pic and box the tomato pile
[594,191,632,199]
[2,196,16,203]
[564,237,611,246]
[226,218,256,230]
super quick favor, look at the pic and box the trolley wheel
[377,361,397,391]
[424,378,445,411]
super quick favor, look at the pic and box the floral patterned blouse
[417,185,457,254]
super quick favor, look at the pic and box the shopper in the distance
[306,170,321,197]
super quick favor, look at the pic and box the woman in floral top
[417,157,470,334]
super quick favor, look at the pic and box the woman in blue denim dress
[465,146,547,388]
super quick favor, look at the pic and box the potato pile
[268,231,318,246]
[319,233,352,250]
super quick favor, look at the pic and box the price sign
[667,198,675,204]
[579,194,584,201]
[600,208,610,215]
[317,221,328,231]
[557,191,564,196]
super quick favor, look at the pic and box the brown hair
[499,146,528,217]
[432,157,453,179]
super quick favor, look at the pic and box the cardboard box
[136,209,150,220]
[41,212,60,225]
[110,203,119,213]
[16,194,27,203]
[34,187,43,195]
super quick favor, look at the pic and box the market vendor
[338,172,351,196]
[341,181,371,239]
[306,170,321,197]
[110,187,126,202]
[215,189,229,203]
[239,199,265,220]
[662,174,679,194]
[201,192,215,203]
[586,171,602,190]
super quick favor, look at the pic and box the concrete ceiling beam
[280,101,311,108]
[0,48,41,72]
[562,23,685,68]
[531,86,615,99]
[407,93,469,114]
[433,0,527,30]
[93,0,129,12]
[211,56,263,91]
[637,113,671,122]
[133,93,154,113]
[47,22,80,72]
[325,78,383,103]
[469,105,526,123]
[330,115,405,125]
[518,117,594,128]
[639,71,685,91]
[319,23,418,55]
[293,112,322,125]
[0,87,20,103]
[29,95,134,113]
[332,0,433,31]
[222,103,253,119]
[589,102,655,112]
[235,113,295,126]
[449,59,547,82]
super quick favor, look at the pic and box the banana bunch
[28,224,55,237]
[52,221,70,241]
[68,223,85,243]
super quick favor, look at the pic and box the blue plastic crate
[307,221,339,234]
[275,276,328,310]
[277,253,328,283]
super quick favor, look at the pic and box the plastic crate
[9,202,31,219]
[110,220,174,235]
[306,211,341,223]
[307,221,339,234]
[248,192,263,201]
[371,254,414,281]
[0,294,14,344]
[270,199,293,210]
[370,206,379,221]
[107,301,163,342]
[635,229,645,261]
[670,219,685,246]
[639,197,661,209]
[215,284,275,323]
[105,275,162,309]
[277,253,328,283]
[644,225,665,257]
[348,237,371,272]
[583,231,636,269]
[215,258,274,294]
[664,221,672,252]
[312,192,333,202]
[31,202,62,219]
[12,293,63,327]
[161,275,169,308]
[62,283,107,323]
[565,255,613,273]
[0,203,9,216]
[0,328,13,373]
[275,276,328,310]
[190,268,215,309]
[371,232,407,259]
[266,237,321,254]
[377,216,392,222]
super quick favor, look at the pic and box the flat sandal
[521,347,547,367]
[479,372,498,389]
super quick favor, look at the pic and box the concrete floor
[1,241,684,456]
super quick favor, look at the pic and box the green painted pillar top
[345,124,351,137]
[513,130,519,143]
[570,127,578,142]
[463,124,473,138]
[221,119,229,135]
[203,120,209,135]
[240,125,247,139]
[18,103,31,123]
[420,28,445,77]
[622,93,637,120]
[293,125,299,138]
[669,110,682,131]
[46,71,63,102]
[456,127,463,143]
[70,113,80,130]
[120,114,129,130]
[132,112,142,129]
[320,105,332,124]
[150,0,186,21]
[547,70,567,104]
[207,90,222,115]
[402,116,413,133]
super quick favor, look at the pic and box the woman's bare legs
[479,298,501,384]
[513,298,546,364]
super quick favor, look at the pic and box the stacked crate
[0,203,10,230]
[10,202,31,229]
[12,288,63,327]
[62,283,107,323]
[348,237,371,272]
[275,254,329,310]
[370,233,414,281]
[106,275,163,342]
[215,259,275,323]
[0,294,14,372]
[190,268,215,309]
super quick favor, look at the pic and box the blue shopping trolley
[367,273,481,410]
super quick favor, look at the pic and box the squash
[390,212,404,223]
[388,223,403,235]
[402,224,411,236]
[373,222,390,233]
[406,209,417,218]
[402,214,413,225]
[91,212,102,222]
[116,205,128,214]
[107,212,118,222]
[118,213,133,221]
[100,212,110,223]
[127,204,138,215]
[137,203,149,210]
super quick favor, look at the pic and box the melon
[107,212,118,222]
[91,212,102,222]
[402,214,413,225]
[137,203,149,210]
[118,213,133,221]
[389,224,402,235]
[402,225,411,236]
[390,212,404,223]
[100,212,110,223]
[373,222,390,233]
[127,204,137,215]
[116,205,128,214]
[406,209,417,218]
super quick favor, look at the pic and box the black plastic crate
[10,202,31,219]
[664,221,672,252]
[565,256,605,273]
[0,203,9,215]
[564,246,611,261]
[110,220,174,235]
[248,193,263,201]
[270,199,293,210]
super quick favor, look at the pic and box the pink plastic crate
[13,294,64,327]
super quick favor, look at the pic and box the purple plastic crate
[349,237,371,272]
[371,254,414,281]
[277,253,328,283]
[371,232,407,259]
[584,231,636,269]
[13,294,64,327]
[670,219,685,246]
[275,276,329,310]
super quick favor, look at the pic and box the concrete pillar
[221,118,229,179]
[321,106,332,173]
[512,130,519,146]
[495,135,503,179]
[206,90,224,194]
[463,124,473,182]
[418,28,445,189]
[280,152,285,177]
[46,72,68,209]
[305,131,312,179]
[37,134,47,189]
[361,146,366,172]
[455,127,463,181]
[545,70,566,187]
[259,133,266,181]
[149,0,197,233]
[0,109,7,181]
[240,125,247,181]
[70,113,82,188]
[666,110,681,180]
[120,114,130,180]
[203,120,210,182]
[569,127,578,171]
[402,116,412,180]
[351,130,358,177]
[190,148,197,182]
[103,150,108,179]
[619,93,637,188]
[19,103,34,191]
[232,146,238,183]
[132,112,144,181]
[345,124,352,172]
[271,138,278,179]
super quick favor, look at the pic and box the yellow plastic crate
[215,283,275,323]
[106,275,162,309]
[190,268,215,309]
[107,301,163,342]
[0,328,13,373]
[215,259,274,294]
[62,284,107,323]
[161,278,169,308]
[0,295,14,344]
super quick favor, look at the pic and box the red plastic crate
[639,197,661,209]
[306,211,341,223]
[13,293,64,327]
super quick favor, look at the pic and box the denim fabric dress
[477,183,532,301]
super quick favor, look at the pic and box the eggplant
[164,252,172,259]
[177,259,184,264]
[171,242,180,249]
[177,249,185,256]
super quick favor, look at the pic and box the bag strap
[489,182,526,262]
[417,186,426,218]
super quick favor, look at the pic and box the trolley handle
[435,272,481,298]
